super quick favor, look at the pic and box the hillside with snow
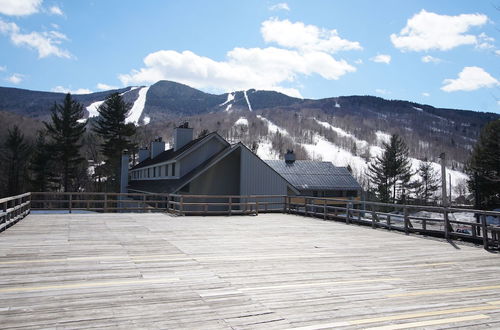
[1,79,497,197]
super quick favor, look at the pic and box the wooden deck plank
[0,213,499,329]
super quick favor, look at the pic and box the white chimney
[150,137,166,159]
[138,148,149,162]
[174,122,193,151]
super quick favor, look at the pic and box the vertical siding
[240,147,288,196]
[179,138,226,176]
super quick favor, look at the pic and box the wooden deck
[1,213,499,329]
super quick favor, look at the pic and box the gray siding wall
[240,147,288,196]
[179,138,226,177]
[186,149,240,212]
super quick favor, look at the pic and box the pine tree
[467,119,500,209]
[44,93,87,192]
[92,92,136,192]
[412,159,440,205]
[1,125,32,196]
[30,131,53,192]
[367,134,412,204]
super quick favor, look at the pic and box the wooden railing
[0,192,31,232]
[2,192,500,250]
[30,192,171,213]
[286,196,500,250]
[168,194,286,215]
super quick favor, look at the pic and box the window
[153,167,156,177]
[171,162,176,176]
[147,168,151,178]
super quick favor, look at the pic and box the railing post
[304,198,308,216]
[228,196,232,216]
[323,199,327,220]
[481,214,488,250]
[443,207,449,240]
[104,194,108,213]
[256,201,259,215]
[179,195,184,215]
[283,196,287,213]
[346,202,351,224]
[142,194,147,213]
[69,194,72,214]
[404,205,409,235]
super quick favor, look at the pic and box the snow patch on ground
[375,131,391,144]
[225,104,233,112]
[335,101,341,108]
[235,117,248,126]
[257,115,288,135]
[301,134,368,170]
[126,86,150,124]
[315,119,368,149]
[143,116,151,125]
[85,100,105,119]
[413,106,423,112]
[256,140,279,160]
[244,90,253,112]
[220,92,234,107]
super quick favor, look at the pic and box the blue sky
[0,0,499,113]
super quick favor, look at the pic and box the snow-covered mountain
[1,80,498,193]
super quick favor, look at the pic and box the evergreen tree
[1,125,32,196]
[30,131,53,192]
[467,119,500,209]
[92,92,136,192]
[412,159,440,205]
[44,93,87,192]
[367,134,412,203]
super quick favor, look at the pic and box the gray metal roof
[264,160,361,191]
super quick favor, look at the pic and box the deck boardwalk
[0,213,499,329]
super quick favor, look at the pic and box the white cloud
[476,32,495,50]
[370,54,391,64]
[48,5,63,16]
[52,86,92,94]
[261,18,362,53]
[441,66,499,92]
[0,0,42,16]
[354,59,363,64]
[375,88,390,95]
[269,3,290,11]
[421,55,441,63]
[422,92,430,97]
[119,19,359,98]
[97,83,118,90]
[391,10,489,51]
[0,18,73,58]
[6,73,24,84]
[119,48,356,98]
[496,50,500,56]
[0,65,6,71]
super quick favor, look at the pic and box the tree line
[365,119,499,210]
[0,93,136,197]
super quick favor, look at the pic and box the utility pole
[449,173,452,206]
[439,153,447,207]
[440,152,450,239]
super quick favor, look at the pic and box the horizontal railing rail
[3,191,500,250]
[286,196,500,250]
[0,192,31,232]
